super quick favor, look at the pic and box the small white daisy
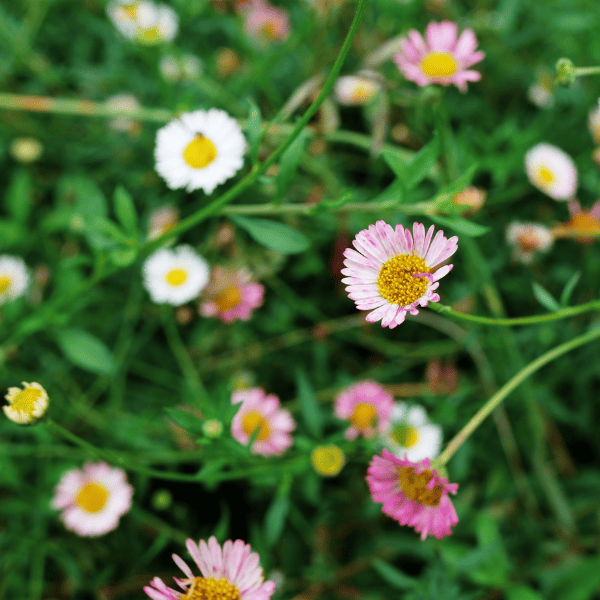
[334,75,381,106]
[3,382,49,425]
[381,402,442,462]
[107,0,178,44]
[525,143,577,201]
[154,109,246,194]
[142,245,210,305]
[0,255,30,305]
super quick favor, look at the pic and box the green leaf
[113,186,138,234]
[505,586,544,600]
[532,282,561,312]
[368,178,406,206]
[370,558,418,590]
[405,131,441,189]
[428,214,490,237]
[109,247,138,267]
[276,129,308,200]
[0,219,27,250]
[295,368,323,438]
[265,474,292,547]
[547,553,600,600]
[231,215,310,254]
[432,164,479,215]
[559,271,581,307]
[164,407,205,435]
[308,191,353,215]
[5,168,34,223]
[246,98,262,165]
[54,327,116,375]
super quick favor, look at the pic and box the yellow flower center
[568,212,600,234]
[390,424,419,448]
[516,231,541,252]
[377,254,430,306]
[214,286,242,311]
[311,445,345,477]
[350,402,377,429]
[397,466,443,507]
[241,411,271,441]
[0,275,11,294]
[183,135,218,169]
[181,577,241,600]
[534,166,554,187]
[351,84,374,104]
[122,3,138,19]
[260,21,277,40]
[166,268,188,287]
[420,52,458,78]
[138,26,161,44]
[76,481,109,513]
[11,387,42,416]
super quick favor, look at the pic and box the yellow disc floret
[215,286,242,311]
[76,481,109,513]
[181,576,241,600]
[166,268,188,287]
[397,466,443,507]
[390,424,419,448]
[377,254,430,306]
[183,135,218,169]
[0,276,11,294]
[420,52,458,78]
[3,382,49,425]
[241,410,271,441]
[535,166,555,187]
[10,387,42,416]
[311,444,346,477]
[351,402,377,429]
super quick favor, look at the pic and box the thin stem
[428,299,600,326]
[575,66,600,77]
[435,325,600,466]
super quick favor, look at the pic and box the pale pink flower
[393,21,485,92]
[144,535,275,600]
[243,0,290,43]
[51,461,133,537]
[506,222,554,264]
[525,143,577,201]
[200,267,264,323]
[341,221,458,329]
[334,380,394,441]
[231,388,295,456]
[366,450,459,540]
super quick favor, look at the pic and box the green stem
[428,299,600,326]
[435,325,600,466]
[574,66,600,77]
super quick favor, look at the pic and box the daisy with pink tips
[393,21,485,92]
[242,0,290,43]
[231,387,295,456]
[144,535,275,600]
[334,380,394,441]
[525,143,577,201]
[341,221,458,329]
[366,449,459,540]
[200,266,265,323]
[51,461,133,537]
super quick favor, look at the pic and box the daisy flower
[525,143,577,201]
[51,461,133,537]
[341,221,458,329]
[3,382,49,425]
[199,267,265,323]
[136,4,178,45]
[142,245,210,306]
[366,449,459,540]
[143,535,275,600]
[506,222,554,264]
[381,403,442,462]
[334,380,394,441]
[452,185,486,215]
[552,200,600,243]
[155,109,246,194]
[311,444,346,477]
[9,137,43,163]
[230,387,295,456]
[334,75,381,106]
[393,21,485,92]
[243,0,291,43]
[0,255,30,305]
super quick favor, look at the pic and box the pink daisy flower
[144,535,275,600]
[51,461,133,537]
[242,0,290,43]
[199,267,265,323]
[334,380,394,441]
[393,21,485,92]
[366,449,459,540]
[231,387,295,456]
[341,221,458,329]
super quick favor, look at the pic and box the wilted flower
[506,222,554,264]
[525,143,577,201]
[3,382,49,425]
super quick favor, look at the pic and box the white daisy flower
[154,109,246,194]
[0,255,30,305]
[525,143,577,201]
[334,75,381,106]
[506,222,554,264]
[107,0,178,44]
[142,245,210,305]
[381,402,442,462]
[3,382,49,425]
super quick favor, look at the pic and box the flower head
[106,94,140,133]
[381,403,442,462]
[334,381,394,441]
[334,75,381,106]
[393,21,485,92]
[366,449,458,540]
[200,267,264,323]
[452,185,486,214]
[3,382,49,425]
[107,0,178,44]
[0,255,30,305]
[51,461,133,537]
[147,205,179,240]
[155,109,246,194]
[142,245,210,306]
[552,200,600,244]
[9,137,43,163]
[506,222,554,264]
[311,444,346,477]
[231,387,295,456]
[243,0,290,43]
[144,535,275,600]
[525,143,577,201]
[341,221,458,328]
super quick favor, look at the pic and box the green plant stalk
[435,324,600,466]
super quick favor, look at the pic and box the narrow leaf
[5,168,34,223]
[164,408,205,435]
[54,327,116,375]
[370,558,418,590]
[428,214,490,237]
[246,98,262,165]
[532,282,561,312]
[231,215,310,254]
[265,474,292,547]
[276,129,308,200]
[560,271,581,307]
[295,369,323,438]
[113,186,138,234]
[405,131,441,189]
